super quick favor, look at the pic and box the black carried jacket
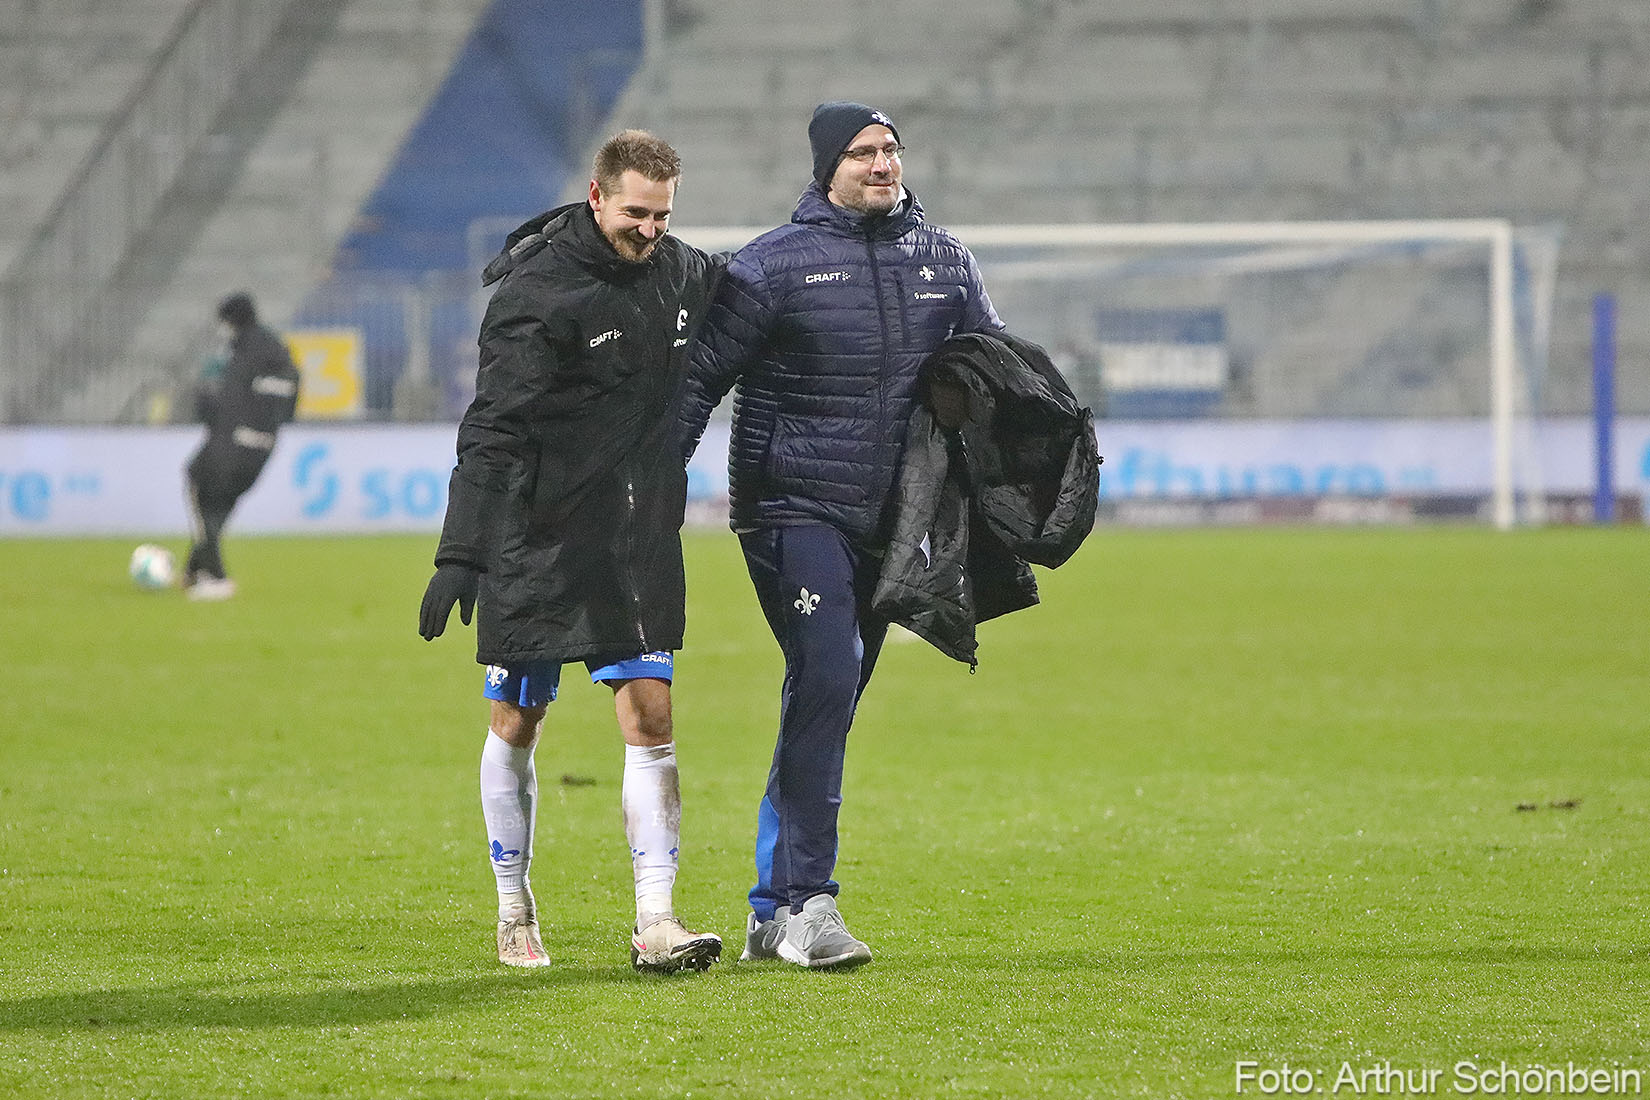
[871,331,1100,669]
[435,202,720,665]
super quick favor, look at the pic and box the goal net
[677,220,1560,529]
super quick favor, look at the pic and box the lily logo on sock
[794,588,821,615]
[490,840,520,864]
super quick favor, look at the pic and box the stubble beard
[606,228,658,263]
[841,181,899,216]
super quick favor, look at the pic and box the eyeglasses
[841,143,905,164]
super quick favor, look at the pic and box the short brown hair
[593,129,682,196]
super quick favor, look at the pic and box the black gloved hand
[419,563,479,640]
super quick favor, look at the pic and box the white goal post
[676,220,1557,529]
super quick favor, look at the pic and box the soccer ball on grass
[129,544,177,590]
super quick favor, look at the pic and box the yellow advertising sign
[287,329,364,419]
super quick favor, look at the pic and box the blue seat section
[295,0,641,416]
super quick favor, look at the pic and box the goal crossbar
[675,219,1526,529]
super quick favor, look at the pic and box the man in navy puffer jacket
[680,101,1003,968]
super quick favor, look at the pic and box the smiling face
[588,169,677,262]
[826,123,903,215]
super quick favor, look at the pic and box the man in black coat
[419,130,723,973]
[183,292,299,600]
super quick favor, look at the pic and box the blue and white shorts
[482,651,674,707]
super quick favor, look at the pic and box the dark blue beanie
[809,101,899,188]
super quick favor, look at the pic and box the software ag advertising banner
[0,419,1645,534]
[0,425,732,535]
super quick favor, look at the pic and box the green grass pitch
[1,526,1646,1098]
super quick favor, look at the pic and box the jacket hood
[482,202,660,286]
[791,184,925,241]
[481,203,578,286]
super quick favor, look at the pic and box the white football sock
[622,742,681,928]
[480,730,536,918]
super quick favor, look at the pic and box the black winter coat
[872,332,1100,668]
[435,203,720,665]
[680,186,1001,546]
[198,323,299,446]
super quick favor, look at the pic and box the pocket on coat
[765,413,864,506]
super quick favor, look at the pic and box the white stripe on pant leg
[186,475,206,544]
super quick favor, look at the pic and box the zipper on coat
[891,267,911,347]
[622,474,648,651]
[865,232,892,475]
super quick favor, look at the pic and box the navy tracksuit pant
[740,524,889,920]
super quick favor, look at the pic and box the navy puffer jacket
[680,186,1002,545]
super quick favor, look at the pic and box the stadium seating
[66,0,498,422]
[6,0,1648,421]
[0,0,199,273]
[594,0,1648,418]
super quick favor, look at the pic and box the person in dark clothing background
[418,130,724,973]
[679,101,1004,969]
[183,291,299,601]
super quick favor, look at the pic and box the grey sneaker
[739,909,789,961]
[776,894,872,969]
[497,905,550,968]
[630,915,722,973]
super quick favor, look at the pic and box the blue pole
[1592,292,1616,524]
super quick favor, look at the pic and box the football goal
[677,220,1560,529]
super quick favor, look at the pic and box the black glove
[419,563,479,640]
